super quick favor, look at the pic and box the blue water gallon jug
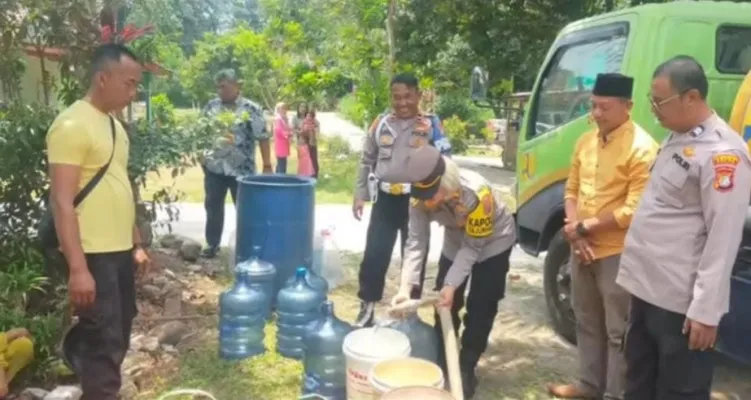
[218,269,266,359]
[277,267,326,359]
[301,301,353,400]
[384,311,440,363]
[285,264,329,296]
[236,245,276,319]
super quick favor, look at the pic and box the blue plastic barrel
[236,175,315,301]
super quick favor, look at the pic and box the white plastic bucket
[369,357,445,395]
[342,327,411,400]
[380,386,455,400]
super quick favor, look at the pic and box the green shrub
[435,93,494,139]
[337,93,367,127]
[442,116,470,154]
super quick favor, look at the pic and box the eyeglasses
[648,93,680,111]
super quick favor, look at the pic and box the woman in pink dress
[297,110,316,177]
[274,102,292,173]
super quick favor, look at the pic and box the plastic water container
[218,269,266,359]
[342,327,411,400]
[236,175,315,302]
[301,301,353,400]
[382,312,440,363]
[285,264,329,296]
[369,357,445,395]
[277,267,326,359]
[236,245,277,319]
[313,227,345,290]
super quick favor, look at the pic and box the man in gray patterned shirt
[200,69,272,258]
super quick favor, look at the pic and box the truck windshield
[531,25,629,138]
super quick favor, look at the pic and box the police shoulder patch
[465,186,494,238]
[711,152,740,193]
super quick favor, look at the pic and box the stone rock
[178,240,202,262]
[162,344,179,355]
[150,321,188,346]
[159,234,186,250]
[162,282,183,317]
[119,377,139,400]
[121,351,152,377]
[186,264,203,273]
[43,386,82,400]
[151,275,169,288]
[20,388,49,399]
[129,334,146,352]
[163,269,177,280]
[140,284,162,302]
[140,336,160,353]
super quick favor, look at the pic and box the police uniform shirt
[354,113,451,201]
[616,114,751,326]
[401,169,517,289]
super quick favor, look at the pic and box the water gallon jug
[218,269,266,360]
[277,267,326,359]
[301,301,353,400]
[236,245,277,319]
[383,312,440,364]
[285,264,329,296]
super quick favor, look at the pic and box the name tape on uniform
[465,186,494,238]
[712,152,740,193]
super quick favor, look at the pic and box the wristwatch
[575,222,588,237]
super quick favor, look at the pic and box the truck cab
[476,1,751,364]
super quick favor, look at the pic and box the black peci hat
[592,73,634,99]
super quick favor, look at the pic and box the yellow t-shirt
[46,100,135,253]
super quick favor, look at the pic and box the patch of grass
[140,137,357,205]
[151,324,303,400]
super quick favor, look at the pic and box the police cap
[404,146,446,200]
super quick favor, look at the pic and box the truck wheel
[543,228,577,344]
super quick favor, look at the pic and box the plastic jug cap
[295,267,307,279]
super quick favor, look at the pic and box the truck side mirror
[470,66,489,103]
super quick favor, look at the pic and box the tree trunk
[39,51,51,106]
[386,0,397,76]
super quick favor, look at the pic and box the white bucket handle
[157,389,219,400]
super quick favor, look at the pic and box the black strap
[72,116,116,207]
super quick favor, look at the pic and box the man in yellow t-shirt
[46,43,150,400]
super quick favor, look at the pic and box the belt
[379,182,411,195]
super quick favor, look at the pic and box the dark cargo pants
[203,166,238,249]
[65,250,137,400]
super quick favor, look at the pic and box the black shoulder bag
[39,116,117,250]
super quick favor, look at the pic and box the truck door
[516,21,630,254]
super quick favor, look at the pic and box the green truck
[473,1,751,364]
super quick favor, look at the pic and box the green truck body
[512,1,751,364]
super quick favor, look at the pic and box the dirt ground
[130,242,751,400]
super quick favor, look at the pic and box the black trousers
[357,191,428,302]
[67,251,137,400]
[624,296,714,400]
[203,166,238,249]
[434,248,511,369]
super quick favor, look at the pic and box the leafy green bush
[337,93,367,127]
[442,116,470,154]
[435,93,493,139]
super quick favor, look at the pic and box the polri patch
[712,153,740,192]
[683,146,695,158]
[379,133,394,146]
